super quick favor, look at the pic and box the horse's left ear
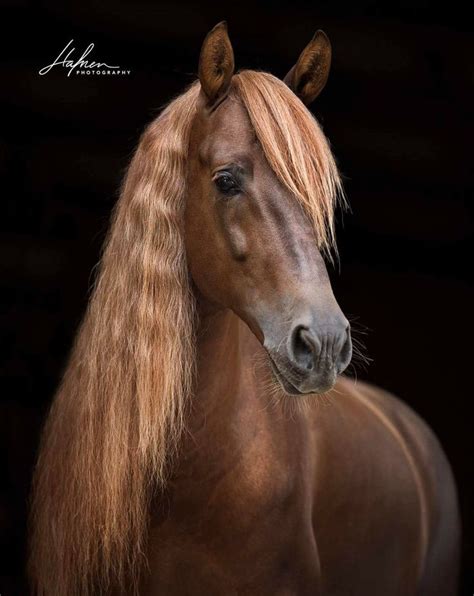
[198,21,235,109]
[284,30,332,105]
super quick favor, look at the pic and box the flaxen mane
[29,72,342,595]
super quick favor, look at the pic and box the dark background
[1,0,473,593]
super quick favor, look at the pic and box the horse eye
[214,172,240,196]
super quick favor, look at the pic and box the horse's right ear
[198,22,235,109]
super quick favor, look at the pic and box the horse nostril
[291,326,319,371]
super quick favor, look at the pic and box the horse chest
[161,428,304,536]
[144,424,320,594]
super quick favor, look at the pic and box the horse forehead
[206,98,256,153]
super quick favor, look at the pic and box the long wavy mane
[29,72,342,595]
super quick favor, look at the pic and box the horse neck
[178,302,265,473]
[195,303,260,418]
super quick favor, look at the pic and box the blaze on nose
[290,321,352,377]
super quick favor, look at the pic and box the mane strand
[29,82,200,596]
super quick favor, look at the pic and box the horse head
[185,23,352,395]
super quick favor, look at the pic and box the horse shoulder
[322,377,460,594]
[300,377,431,592]
[342,378,460,594]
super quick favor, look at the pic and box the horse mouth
[266,350,338,396]
[267,354,306,396]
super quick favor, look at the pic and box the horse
[29,22,460,596]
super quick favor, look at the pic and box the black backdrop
[1,1,473,593]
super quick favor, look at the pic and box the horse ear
[198,21,235,108]
[284,30,332,105]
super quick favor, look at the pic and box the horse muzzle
[265,320,352,395]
